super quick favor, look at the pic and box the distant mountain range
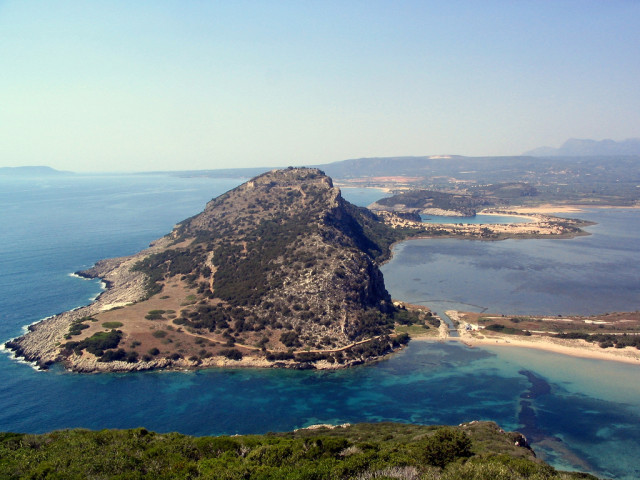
[524,138,640,157]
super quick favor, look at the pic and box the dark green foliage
[486,324,530,335]
[426,315,441,328]
[347,310,394,341]
[280,331,302,348]
[219,348,243,360]
[132,249,207,298]
[0,422,595,479]
[330,203,420,264]
[212,215,321,305]
[101,321,123,329]
[64,330,122,357]
[98,348,138,363]
[68,320,90,336]
[295,352,329,362]
[422,427,472,468]
[266,351,295,361]
[179,304,234,331]
[556,331,640,349]
[345,336,395,359]
[98,348,127,362]
[126,351,139,363]
[392,309,422,325]
[145,310,166,320]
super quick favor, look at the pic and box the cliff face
[7,168,407,371]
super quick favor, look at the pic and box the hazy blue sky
[1,1,639,172]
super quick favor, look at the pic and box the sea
[1,174,639,479]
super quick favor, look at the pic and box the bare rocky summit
[7,168,415,372]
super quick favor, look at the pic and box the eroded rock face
[7,168,406,372]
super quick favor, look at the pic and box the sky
[1,1,639,172]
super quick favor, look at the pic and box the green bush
[219,349,243,360]
[98,348,127,362]
[555,331,640,349]
[67,319,91,337]
[101,321,123,329]
[64,330,122,357]
[422,427,472,468]
[280,331,301,348]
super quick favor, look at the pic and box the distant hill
[524,138,640,157]
[0,166,69,176]
[369,189,482,217]
[317,155,466,179]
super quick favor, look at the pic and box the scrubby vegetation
[65,319,90,339]
[0,422,597,479]
[486,324,532,336]
[555,331,640,349]
[101,321,124,329]
[63,330,123,357]
[374,189,482,216]
[132,249,207,299]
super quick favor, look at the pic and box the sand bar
[428,310,640,365]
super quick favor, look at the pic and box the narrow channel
[406,300,464,337]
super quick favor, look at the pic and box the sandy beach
[510,204,640,214]
[441,310,640,365]
[509,204,585,214]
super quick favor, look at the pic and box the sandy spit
[423,310,640,365]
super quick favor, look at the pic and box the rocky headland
[5,168,593,373]
[6,168,417,372]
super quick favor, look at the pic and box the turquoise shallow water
[1,174,639,479]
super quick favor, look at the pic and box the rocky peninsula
[6,168,418,372]
[6,168,593,373]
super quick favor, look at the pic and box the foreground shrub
[422,427,472,468]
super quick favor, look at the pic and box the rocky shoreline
[4,236,407,373]
[3,238,169,371]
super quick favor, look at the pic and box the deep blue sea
[1,174,639,479]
